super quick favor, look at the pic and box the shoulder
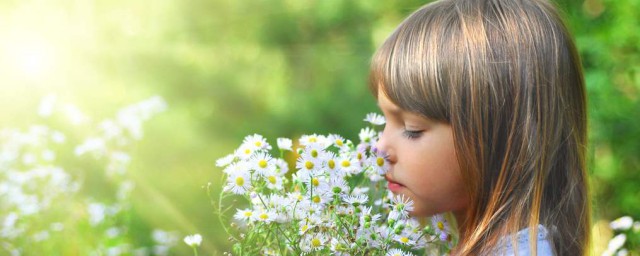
[494,225,555,256]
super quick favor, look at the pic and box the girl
[371,0,590,255]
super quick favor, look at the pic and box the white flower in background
[87,203,107,226]
[63,104,89,125]
[75,137,107,156]
[602,234,627,256]
[183,234,202,247]
[38,94,57,117]
[276,137,293,151]
[364,113,386,126]
[99,120,123,140]
[610,216,634,231]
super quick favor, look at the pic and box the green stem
[192,246,199,256]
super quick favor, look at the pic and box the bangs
[369,2,457,123]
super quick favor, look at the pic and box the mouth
[385,174,405,193]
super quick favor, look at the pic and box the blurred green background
[0,0,638,255]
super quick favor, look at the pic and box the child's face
[376,90,468,218]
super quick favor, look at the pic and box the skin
[376,90,469,225]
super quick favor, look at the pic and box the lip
[385,174,404,193]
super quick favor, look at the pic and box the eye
[402,129,423,140]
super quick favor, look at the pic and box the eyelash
[402,129,423,140]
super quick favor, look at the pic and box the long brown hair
[369,0,590,254]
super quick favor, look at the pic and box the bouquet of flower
[213,113,452,255]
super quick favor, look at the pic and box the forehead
[377,90,402,115]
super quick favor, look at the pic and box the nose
[375,126,395,163]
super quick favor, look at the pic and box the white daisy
[364,113,386,126]
[301,143,327,163]
[296,154,321,173]
[359,127,377,144]
[235,144,256,160]
[225,171,252,195]
[328,134,349,149]
[250,152,275,176]
[386,248,414,256]
[243,134,271,150]
[233,208,255,223]
[337,156,358,174]
[393,233,417,246]
[223,161,249,175]
[264,169,284,190]
[369,150,390,175]
[276,137,293,151]
[391,194,414,218]
[299,134,329,148]
[252,209,277,223]
[274,158,289,176]
[301,233,328,252]
[322,152,342,176]
[431,214,450,242]
[215,153,236,167]
[343,194,368,207]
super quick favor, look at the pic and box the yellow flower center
[309,137,317,143]
[311,238,321,247]
[259,159,268,168]
[305,161,314,170]
[357,152,362,160]
[377,157,384,167]
[244,149,251,155]
[244,211,253,217]
[400,237,409,244]
[312,195,321,203]
[235,177,244,186]
[328,159,335,169]
[438,221,445,230]
[311,150,318,158]
[312,178,319,187]
[335,139,343,146]
[341,160,350,167]
[301,224,308,232]
[259,213,268,220]
[268,176,277,184]
[255,141,262,147]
